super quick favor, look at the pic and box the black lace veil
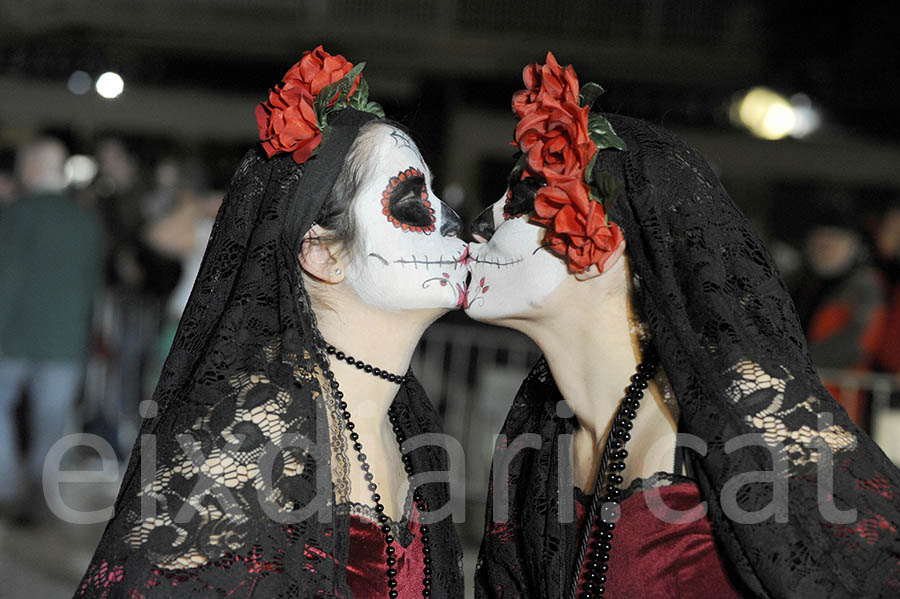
[475,114,900,598]
[73,108,464,597]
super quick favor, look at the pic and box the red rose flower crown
[511,51,627,274]
[255,45,385,165]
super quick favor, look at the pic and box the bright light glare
[64,155,99,188]
[734,87,795,140]
[67,70,92,95]
[95,72,124,99]
[789,93,821,138]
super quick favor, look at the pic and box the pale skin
[299,226,446,520]
[472,230,680,494]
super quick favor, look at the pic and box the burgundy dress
[574,477,743,598]
[345,502,426,599]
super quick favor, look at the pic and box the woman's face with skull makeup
[463,165,572,321]
[341,125,469,311]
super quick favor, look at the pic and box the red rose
[515,101,595,177]
[531,175,623,273]
[512,52,580,118]
[511,51,623,273]
[255,46,361,164]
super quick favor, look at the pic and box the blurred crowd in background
[0,135,223,526]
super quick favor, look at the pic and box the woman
[73,46,465,598]
[467,53,900,598]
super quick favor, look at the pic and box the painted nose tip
[440,203,463,237]
[471,205,494,242]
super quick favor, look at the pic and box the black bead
[346,357,355,365]
[388,591,398,599]
[373,367,382,376]
[423,589,431,597]
[381,524,391,534]
[336,351,345,360]
[423,567,432,575]
[385,534,394,543]
[375,504,384,512]
[369,483,378,492]
[388,568,397,576]
[420,525,429,535]
[422,546,430,555]
[385,545,394,555]
[388,579,398,588]
[364,364,373,373]
[372,492,380,501]
[387,556,396,565]
[388,374,396,382]
[380,371,389,379]
[421,535,430,543]
[326,345,336,354]
[423,556,431,565]
[324,370,334,380]
[361,463,370,471]
[357,452,367,461]
[339,401,348,410]
[350,432,359,441]
[378,514,387,522]
[353,442,362,451]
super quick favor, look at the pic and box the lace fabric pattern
[475,115,900,599]
[72,144,464,598]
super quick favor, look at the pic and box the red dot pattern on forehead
[381,166,436,233]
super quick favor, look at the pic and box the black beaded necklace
[323,343,432,598]
[567,349,659,599]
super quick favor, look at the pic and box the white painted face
[464,174,570,321]
[344,125,469,311]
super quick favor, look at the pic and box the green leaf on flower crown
[315,62,368,128]
[365,101,385,119]
[589,171,624,207]
[348,76,370,110]
[587,113,627,151]
[579,82,606,109]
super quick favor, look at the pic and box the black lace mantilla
[475,115,900,599]
[72,111,464,598]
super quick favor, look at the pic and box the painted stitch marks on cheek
[381,167,435,233]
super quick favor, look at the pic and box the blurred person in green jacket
[0,137,102,525]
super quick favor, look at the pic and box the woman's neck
[313,294,438,427]
[521,279,642,444]
[515,266,679,490]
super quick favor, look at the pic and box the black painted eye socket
[381,167,436,233]
[502,168,543,220]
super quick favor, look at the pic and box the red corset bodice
[574,481,743,598]
[346,503,426,599]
